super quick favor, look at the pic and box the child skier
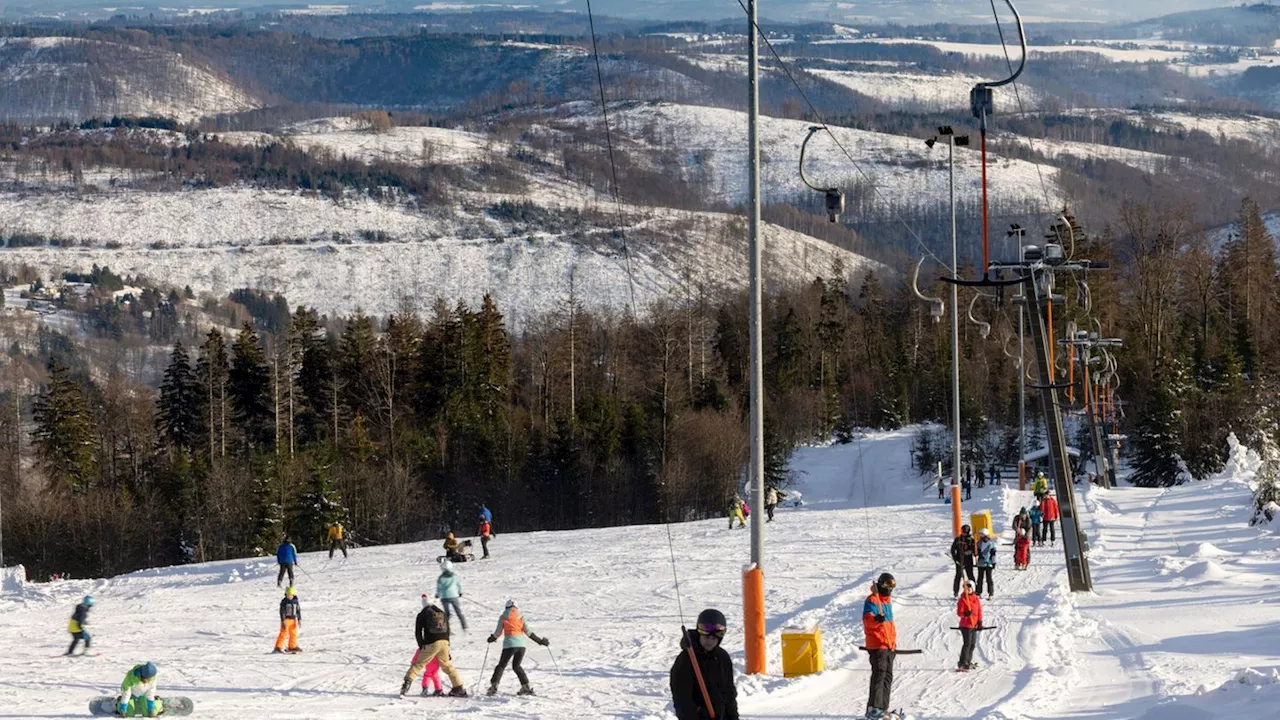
[1041,493,1060,544]
[402,596,467,696]
[975,529,997,598]
[273,586,302,653]
[486,599,551,696]
[408,650,444,696]
[1014,527,1031,570]
[1029,504,1044,547]
[327,522,348,559]
[276,535,298,587]
[956,580,983,671]
[67,595,94,656]
[728,497,746,529]
[116,661,160,717]
[670,608,739,720]
[862,573,897,720]
[436,559,467,631]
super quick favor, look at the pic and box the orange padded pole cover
[951,484,962,537]
[743,566,766,675]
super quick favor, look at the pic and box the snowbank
[1,565,25,592]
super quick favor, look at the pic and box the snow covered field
[604,103,1061,211]
[3,427,1278,719]
[808,68,1043,112]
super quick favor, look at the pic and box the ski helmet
[1017,527,1026,536]
[138,662,157,680]
[83,595,96,607]
[980,528,991,537]
[421,593,435,609]
[285,586,296,597]
[961,524,970,534]
[440,559,454,573]
[875,572,896,595]
[695,608,727,639]
[505,598,518,609]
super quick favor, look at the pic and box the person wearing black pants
[862,573,898,720]
[949,526,976,597]
[868,648,894,714]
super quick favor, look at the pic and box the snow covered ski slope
[1,428,1279,718]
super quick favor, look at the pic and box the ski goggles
[879,578,896,590]
[696,623,726,638]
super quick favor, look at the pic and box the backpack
[425,606,448,635]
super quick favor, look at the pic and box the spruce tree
[290,466,348,550]
[228,323,273,453]
[157,342,202,453]
[338,312,378,422]
[1129,378,1185,487]
[31,357,97,491]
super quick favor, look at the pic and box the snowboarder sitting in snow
[274,586,302,653]
[728,496,746,529]
[949,525,976,597]
[1014,527,1031,570]
[67,595,94,656]
[486,599,551,696]
[863,573,898,720]
[276,535,299,587]
[327,522,348,559]
[115,661,160,717]
[402,596,468,697]
[1029,504,1044,547]
[670,608,739,720]
[956,580,983,671]
[442,532,472,563]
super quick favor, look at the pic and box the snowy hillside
[3,427,1278,719]
[0,37,259,123]
[219,117,492,166]
[0,187,877,319]
[602,103,1062,211]
[808,68,1045,112]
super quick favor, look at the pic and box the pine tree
[195,329,229,461]
[228,323,273,453]
[157,342,202,453]
[338,312,378,423]
[1252,430,1280,525]
[1129,377,1186,487]
[289,465,348,550]
[31,357,97,491]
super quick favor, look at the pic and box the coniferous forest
[4,197,1280,578]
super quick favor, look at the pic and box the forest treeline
[4,196,1280,578]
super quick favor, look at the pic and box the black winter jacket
[280,596,301,622]
[416,606,450,647]
[950,534,976,564]
[670,631,739,720]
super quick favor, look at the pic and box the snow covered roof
[1022,446,1080,463]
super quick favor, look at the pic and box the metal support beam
[1024,271,1092,592]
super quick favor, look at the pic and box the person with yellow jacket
[486,599,551,696]
[327,522,348,559]
[66,595,94,655]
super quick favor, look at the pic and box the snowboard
[89,696,194,717]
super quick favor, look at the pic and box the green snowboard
[89,696,194,716]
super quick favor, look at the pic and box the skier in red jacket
[1041,495,1060,544]
[956,580,983,671]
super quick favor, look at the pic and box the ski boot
[865,709,886,720]
[517,685,535,696]
[486,683,499,696]
[272,648,283,654]
[287,646,303,653]
[448,686,468,698]
[433,689,445,697]
[400,677,412,696]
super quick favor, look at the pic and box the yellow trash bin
[970,510,993,537]
[781,627,825,678]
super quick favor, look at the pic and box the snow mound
[1175,559,1233,582]
[1,565,25,592]
[1232,667,1280,687]
[1177,542,1235,559]
[1216,432,1261,483]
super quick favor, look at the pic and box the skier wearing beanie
[116,662,160,717]
[670,608,739,720]
[402,596,467,697]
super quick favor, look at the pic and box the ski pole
[297,563,314,580]
[545,645,561,678]
[474,643,491,696]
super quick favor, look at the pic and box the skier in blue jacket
[975,528,997,598]
[436,559,467,631]
[276,536,299,587]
